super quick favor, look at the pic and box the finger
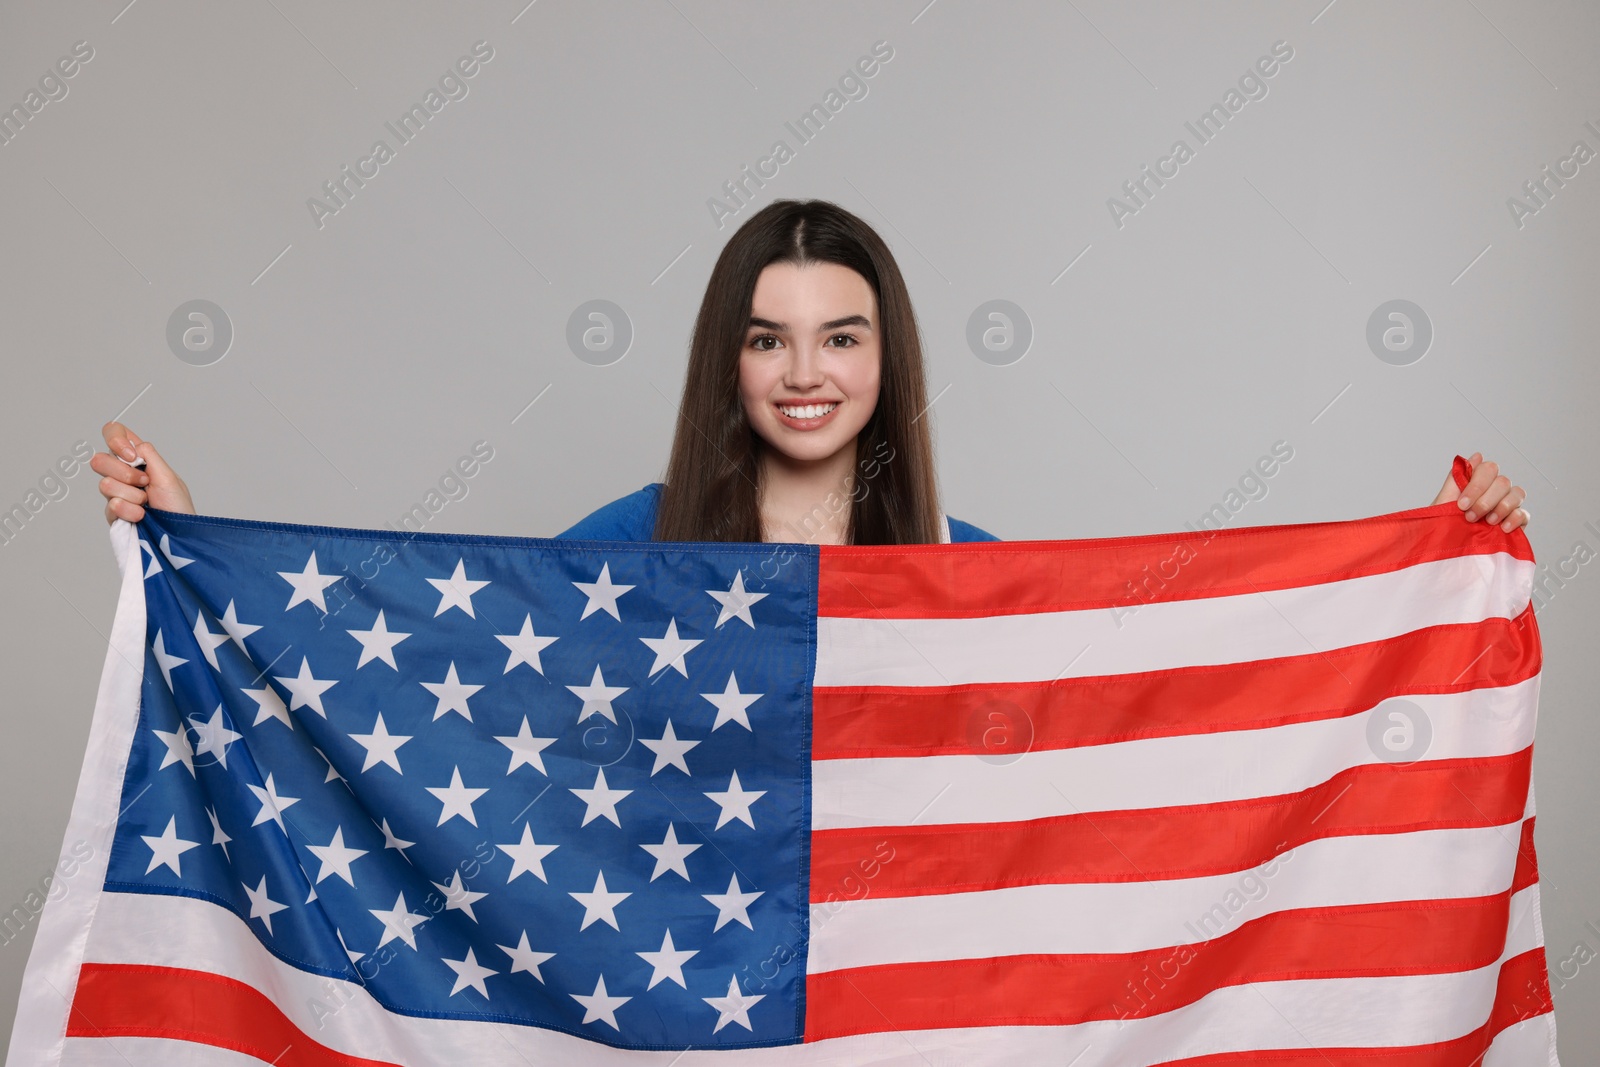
[1432,471,1459,506]
[99,477,147,507]
[1489,486,1527,529]
[1465,474,1512,522]
[101,420,139,463]
[1457,458,1499,510]
[130,437,177,484]
[105,496,145,524]
[89,451,150,488]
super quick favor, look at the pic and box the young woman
[92,199,1531,542]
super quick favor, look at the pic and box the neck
[757,440,859,545]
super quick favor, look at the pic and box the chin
[762,429,854,464]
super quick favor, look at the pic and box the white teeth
[777,402,838,420]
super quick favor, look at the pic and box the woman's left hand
[1432,451,1529,533]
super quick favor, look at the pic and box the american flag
[12,457,1560,1064]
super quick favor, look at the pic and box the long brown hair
[653,199,944,545]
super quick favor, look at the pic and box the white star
[151,724,195,777]
[704,974,766,1033]
[707,570,768,629]
[158,533,194,570]
[573,562,634,621]
[427,766,488,827]
[151,630,188,691]
[243,875,289,935]
[242,683,292,729]
[188,705,242,770]
[640,823,701,882]
[639,617,702,678]
[497,931,554,981]
[442,946,497,999]
[639,719,700,776]
[346,609,411,670]
[378,818,414,854]
[495,614,558,674]
[427,558,490,618]
[191,611,230,670]
[350,713,412,773]
[430,870,488,923]
[703,671,763,732]
[141,815,200,876]
[421,662,482,722]
[138,537,162,578]
[314,746,346,785]
[369,892,429,950]
[307,826,367,887]
[704,771,766,830]
[279,551,341,612]
[494,717,556,775]
[205,806,231,861]
[570,767,632,828]
[637,928,698,990]
[570,974,630,1031]
[247,773,300,832]
[217,599,261,652]
[569,871,630,931]
[564,665,629,724]
[337,929,363,965]
[498,823,559,884]
[703,874,763,931]
[273,657,337,718]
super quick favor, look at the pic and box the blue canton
[106,510,817,1050]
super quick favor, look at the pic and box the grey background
[1,0,1596,1057]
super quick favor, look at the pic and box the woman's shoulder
[556,483,998,543]
[553,482,663,541]
[947,515,1000,543]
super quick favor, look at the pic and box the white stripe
[63,1037,267,1066]
[1483,1014,1562,1067]
[816,553,1533,686]
[813,678,1537,829]
[808,822,1522,972]
[72,887,1557,1066]
[8,521,147,1067]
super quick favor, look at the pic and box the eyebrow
[747,314,872,332]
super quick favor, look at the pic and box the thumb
[127,432,178,485]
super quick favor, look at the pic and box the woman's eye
[750,335,777,351]
[828,334,857,348]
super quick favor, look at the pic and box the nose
[783,340,828,390]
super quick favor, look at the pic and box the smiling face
[738,260,882,469]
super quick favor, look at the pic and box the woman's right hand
[91,421,197,524]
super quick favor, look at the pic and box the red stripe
[818,502,1533,619]
[810,754,1531,900]
[1512,815,1541,895]
[805,894,1512,1041]
[1144,947,1554,1065]
[61,950,1556,1061]
[814,611,1540,760]
[68,963,397,1067]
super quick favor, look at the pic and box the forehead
[749,262,876,324]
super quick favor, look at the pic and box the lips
[773,400,842,429]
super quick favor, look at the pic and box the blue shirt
[554,482,1000,542]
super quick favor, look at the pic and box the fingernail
[1458,495,1471,508]
[121,447,136,461]
[1465,511,1477,521]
